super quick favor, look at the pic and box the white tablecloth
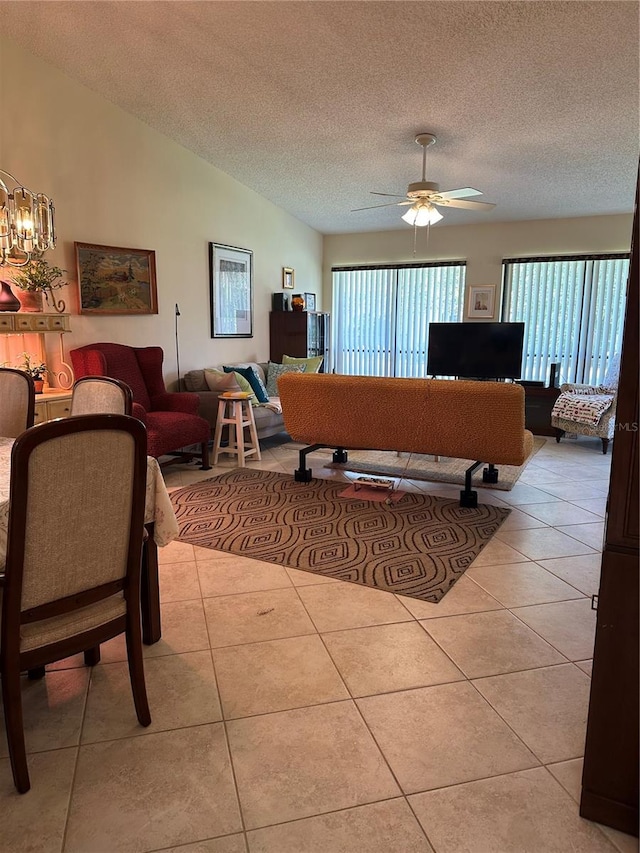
[0,437,178,568]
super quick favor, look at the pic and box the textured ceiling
[1,1,638,234]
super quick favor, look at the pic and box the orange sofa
[278,373,534,507]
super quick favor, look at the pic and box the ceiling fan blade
[352,201,414,211]
[437,187,483,200]
[351,201,410,211]
[434,198,496,211]
[370,191,406,198]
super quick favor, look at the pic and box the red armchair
[70,343,211,469]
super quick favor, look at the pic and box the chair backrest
[2,415,147,654]
[603,354,621,390]
[71,376,133,416]
[70,343,153,410]
[0,368,35,438]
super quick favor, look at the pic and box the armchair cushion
[151,391,199,415]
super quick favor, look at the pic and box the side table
[212,393,262,466]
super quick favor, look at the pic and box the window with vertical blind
[331,262,466,377]
[502,254,630,386]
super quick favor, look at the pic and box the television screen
[427,322,525,379]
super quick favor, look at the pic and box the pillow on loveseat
[224,364,269,403]
[204,369,241,393]
[282,354,324,373]
[266,362,305,397]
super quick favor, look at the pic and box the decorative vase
[0,280,21,312]
[15,290,44,312]
[33,379,44,394]
[292,296,305,312]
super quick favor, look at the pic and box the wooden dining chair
[0,414,151,793]
[0,368,35,437]
[70,375,133,416]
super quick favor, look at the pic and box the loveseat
[182,362,286,441]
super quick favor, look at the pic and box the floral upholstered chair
[551,355,620,454]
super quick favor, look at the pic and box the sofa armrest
[150,392,200,415]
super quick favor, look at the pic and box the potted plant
[17,352,48,393]
[11,258,67,313]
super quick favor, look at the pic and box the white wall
[323,214,633,316]
[0,38,323,387]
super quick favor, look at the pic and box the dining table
[0,436,178,646]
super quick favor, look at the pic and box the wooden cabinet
[33,390,73,424]
[0,311,73,391]
[269,311,330,370]
[521,385,561,436]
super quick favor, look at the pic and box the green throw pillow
[282,354,324,373]
[266,362,305,396]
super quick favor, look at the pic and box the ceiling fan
[353,133,496,226]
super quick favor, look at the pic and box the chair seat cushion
[145,411,210,458]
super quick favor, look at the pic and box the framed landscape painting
[75,243,158,315]
[210,242,253,338]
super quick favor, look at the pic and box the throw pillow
[223,365,269,403]
[266,362,305,397]
[282,354,324,373]
[204,368,241,393]
[225,370,258,406]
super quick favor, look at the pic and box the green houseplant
[11,258,67,313]
[17,352,48,393]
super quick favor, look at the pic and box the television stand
[519,384,561,436]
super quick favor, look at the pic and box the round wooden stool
[212,392,261,467]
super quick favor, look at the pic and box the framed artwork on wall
[210,242,253,338]
[75,243,158,314]
[282,267,295,289]
[467,284,496,319]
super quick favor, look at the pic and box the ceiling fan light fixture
[401,202,443,227]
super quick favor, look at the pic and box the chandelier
[0,169,56,267]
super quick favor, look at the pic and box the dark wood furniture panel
[580,169,639,837]
[521,385,561,436]
[269,311,330,370]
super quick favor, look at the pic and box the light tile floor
[2,435,638,853]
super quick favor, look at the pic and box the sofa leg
[555,428,565,444]
[483,464,499,484]
[295,443,324,482]
[601,438,610,455]
[333,448,348,463]
[460,489,478,508]
[460,461,483,508]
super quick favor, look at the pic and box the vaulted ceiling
[1,1,638,233]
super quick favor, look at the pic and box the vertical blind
[332,262,465,376]
[502,254,630,386]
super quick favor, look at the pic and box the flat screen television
[427,322,525,379]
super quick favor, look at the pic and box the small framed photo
[75,242,158,314]
[282,267,294,289]
[467,285,496,319]
[210,242,253,338]
[304,292,316,311]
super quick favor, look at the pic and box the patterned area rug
[325,437,545,491]
[171,469,511,603]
